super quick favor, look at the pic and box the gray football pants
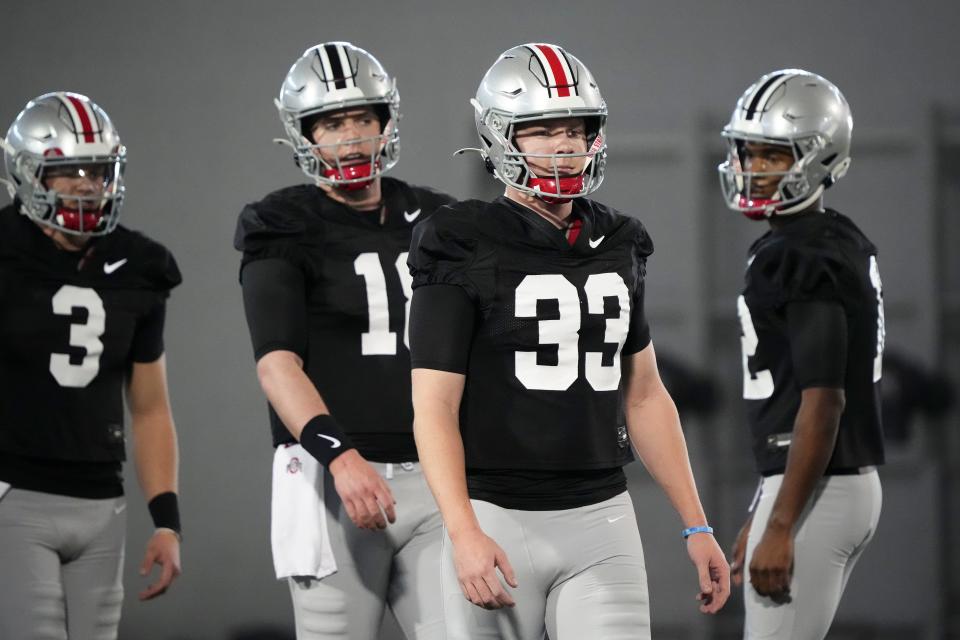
[289,462,444,640]
[442,491,650,640]
[0,487,126,640]
[744,470,882,640]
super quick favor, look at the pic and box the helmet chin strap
[321,161,378,191]
[529,174,585,204]
[740,184,825,220]
[769,184,825,217]
[526,133,603,204]
[54,206,105,234]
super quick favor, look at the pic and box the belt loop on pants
[386,463,394,480]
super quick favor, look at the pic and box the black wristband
[299,414,355,467]
[147,492,181,537]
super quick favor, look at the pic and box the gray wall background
[3,1,959,638]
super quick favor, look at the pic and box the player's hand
[748,525,793,603]
[329,449,397,530]
[451,528,518,610]
[139,529,181,601]
[729,513,753,587]
[686,533,731,614]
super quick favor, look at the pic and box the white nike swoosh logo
[114,502,127,515]
[589,236,605,249]
[103,259,127,274]
[317,434,341,448]
[607,515,626,523]
[403,208,421,223]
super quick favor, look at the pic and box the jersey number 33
[515,272,631,392]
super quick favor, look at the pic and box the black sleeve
[130,302,167,363]
[786,299,848,389]
[240,258,308,361]
[622,278,652,355]
[749,243,849,309]
[408,212,480,296]
[234,199,319,277]
[409,285,476,374]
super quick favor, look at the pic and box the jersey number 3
[49,285,106,388]
[515,273,631,392]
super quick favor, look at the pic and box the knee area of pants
[296,602,350,637]
[292,586,349,635]
[96,588,124,624]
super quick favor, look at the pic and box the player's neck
[321,179,383,215]
[504,186,573,229]
[38,224,90,252]
[768,198,825,230]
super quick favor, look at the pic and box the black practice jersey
[408,196,653,474]
[235,177,455,460]
[739,209,885,474]
[0,205,181,466]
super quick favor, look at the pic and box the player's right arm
[748,300,847,599]
[409,282,517,610]
[411,368,518,610]
[240,257,395,530]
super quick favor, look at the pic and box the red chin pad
[529,175,585,204]
[323,162,376,191]
[738,195,777,221]
[55,207,104,233]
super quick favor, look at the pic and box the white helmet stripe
[335,44,355,88]
[527,44,576,98]
[746,73,794,120]
[56,93,86,142]
[313,46,336,90]
[755,73,794,118]
[529,45,565,87]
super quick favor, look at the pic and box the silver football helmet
[2,92,125,235]
[276,42,400,190]
[718,69,852,219]
[470,43,607,203]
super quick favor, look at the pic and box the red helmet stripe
[535,44,571,97]
[66,95,96,143]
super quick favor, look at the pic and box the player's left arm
[749,300,847,601]
[622,343,730,613]
[127,353,182,601]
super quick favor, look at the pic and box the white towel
[270,444,337,580]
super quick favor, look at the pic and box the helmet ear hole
[584,116,602,144]
[300,113,321,140]
[373,104,391,133]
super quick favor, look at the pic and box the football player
[408,44,730,639]
[0,93,182,640]
[719,70,885,639]
[234,42,456,640]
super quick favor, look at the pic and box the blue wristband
[682,525,714,539]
